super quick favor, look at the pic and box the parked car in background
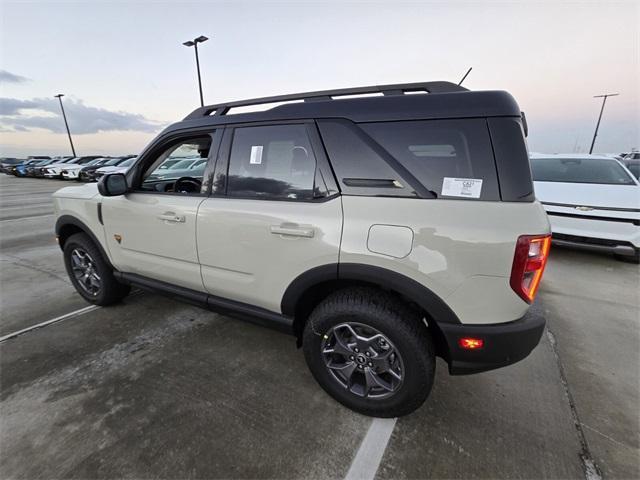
[79,156,135,182]
[621,159,640,180]
[46,156,100,179]
[94,157,137,180]
[26,159,56,177]
[531,154,640,262]
[33,157,72,177]
[0,158,23,174]
[62,157,111,181]
[143,157,208,191]
[14,159,45,177]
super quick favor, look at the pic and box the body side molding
[116,272,294,334]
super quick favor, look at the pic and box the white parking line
[0,305,100,343]
[345,417,397,480]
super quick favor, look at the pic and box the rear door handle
[157,212,186,223]
[270,224,314,238]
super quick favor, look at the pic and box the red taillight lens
[510,234,551,303]
[459,337,484,350]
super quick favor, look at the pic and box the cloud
[0,70,30,84]
[0,96,163,134]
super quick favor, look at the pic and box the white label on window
[249,145,263,165]
[441,177,483,198]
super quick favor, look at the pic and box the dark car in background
[0,158,23,174]
[79,155,135,182]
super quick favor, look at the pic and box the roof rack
[184,81,468,120]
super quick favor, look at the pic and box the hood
[52,182,99,200]
[534,181,640,210]
[63,164,85,171]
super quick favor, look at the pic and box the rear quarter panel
[340,196,550,324]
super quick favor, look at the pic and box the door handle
[270,224,314,238]
[157,212,186,223]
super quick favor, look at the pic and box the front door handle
[157,212,186,223]
[270,224,314,238]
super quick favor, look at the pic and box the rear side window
[227,124,318,200]
[361,119,500,200]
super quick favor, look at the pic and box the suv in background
[53,81,550,417]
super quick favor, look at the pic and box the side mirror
[98,173,128,196]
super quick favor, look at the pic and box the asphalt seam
[0,305,100,343]
[546,328,603,480]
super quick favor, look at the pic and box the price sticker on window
[250,145,263,165]
[441,177,483,198]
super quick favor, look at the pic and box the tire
[303,287,435,417]
[63,233,130,305]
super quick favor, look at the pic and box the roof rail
[184,81,468,120]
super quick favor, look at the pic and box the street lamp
[589,93,619,154]
[54,94,76,157]
[183,35,209,107]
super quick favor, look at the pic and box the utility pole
[458,67,472,86]
[589,93,619,154]
[183,35,209,107]
[54,94,76,156]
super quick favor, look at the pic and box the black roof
[164,81,522,135]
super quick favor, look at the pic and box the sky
[0,0,638,157]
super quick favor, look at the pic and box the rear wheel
[303,287,435,417]
[63,233,130,305]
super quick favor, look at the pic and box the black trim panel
[281,263,460,325]
[439,308,545,375]
[116,272,294,334]
[338,263,461,324]
[546,210,640,226]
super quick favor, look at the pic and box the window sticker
[249,145,263,165]
[441,177,483,198]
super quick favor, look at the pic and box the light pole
[589,93,619,154]
[54,94,76,156]
[183,35,209,107]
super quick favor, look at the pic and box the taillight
[510,234,551,303]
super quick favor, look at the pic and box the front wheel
[303,288,435,417]
[63,233,130,305]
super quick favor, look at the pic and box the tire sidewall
[304,302,435,417]
[63,234,115,305]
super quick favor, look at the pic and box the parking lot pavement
[1,174,638,479]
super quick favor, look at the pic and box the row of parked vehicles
[0,154,210,186]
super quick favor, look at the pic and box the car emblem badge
[114,234,122,244]
[575,206,594,211]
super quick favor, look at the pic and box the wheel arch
[55,215,114,270]
[281,263,459,361]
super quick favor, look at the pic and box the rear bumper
[439,309,545,375]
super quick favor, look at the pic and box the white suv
[53,82,551,417]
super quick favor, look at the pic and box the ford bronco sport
[54,81,551,417]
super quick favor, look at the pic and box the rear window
[360,119,500,200]
[531,158,636,185]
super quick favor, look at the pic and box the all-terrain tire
[303,287,435,417]
[63,233,130,305]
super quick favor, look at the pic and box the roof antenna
[458,67,472,86]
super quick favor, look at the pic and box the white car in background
[94,157,137,180]
[531,154,640,262]
[61,157,111,180]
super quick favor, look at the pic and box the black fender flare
[281,262,461,325]
[55,215,115,270]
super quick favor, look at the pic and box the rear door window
[360,119,500,200]
[226,124,320,201]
